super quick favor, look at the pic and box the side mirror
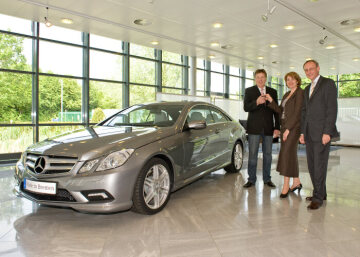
[188,120,207,130]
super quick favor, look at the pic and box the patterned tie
[310,82,315,97]
[261,88,265,96]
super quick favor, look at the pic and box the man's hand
[256,95,266,105]
[299,134,305,144]
[273,129,280,138]
[322,134,331,145]
[283,129,290,142]
[265,94,273,103]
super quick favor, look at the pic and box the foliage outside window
[130,85,156,105]
[130,57,155,85]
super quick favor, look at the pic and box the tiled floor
[0,146,359,257]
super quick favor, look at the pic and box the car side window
[186,106,210,123]
[209,107,230,123]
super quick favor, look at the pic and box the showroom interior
[1,0,360,256]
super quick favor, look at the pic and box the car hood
[26,126,175,161]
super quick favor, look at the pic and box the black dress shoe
[307,201,322,210]
[290,183,302,192]
[264,181,276,188]
[305,196,327,201]
[280,189,290,198]
[243,181,255,188]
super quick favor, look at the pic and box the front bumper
[14,157,144,213]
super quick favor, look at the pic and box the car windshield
[103,104,184,127]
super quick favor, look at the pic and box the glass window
[39,24,82,45]
[229,66,239,76]
[246,70,254,78]
[130,85,156,105]
[0,34,32,71]
[130,43,155,59]
[245,79,254,88]
[211,62,223,72]
[130,57,155,85]
[209,107,230,123]
[163,51,182,64]
[196,70,205,91]
[90,34,122,53]
[39,76,82,123]
[39,125,85,141]
[187,106,210,123]
[162,63,182,88]
[0,72,32,123]
[339,81,360,97]
[0,14,32,35]
[39,40,83,76]
[211,72,224,93]
[0,126,33,153]
[90,50,122,81]
[90,81,123,121]
[196,59,205,69]
[229,76,240,95]
[163,88,183,94]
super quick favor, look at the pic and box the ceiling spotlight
[210,42,220,47]
[208,55,215,59]
[306,57,312,61]
[269,44,278,48]
[261,0,277,22]
[319,35,327,45]
[289,66,295,69]
[212,23,223,28]
[353,58,360,62]
[150,41,159,45]
[44,7,52,27]
[354,27,360,32]
[257,56,264,60]
[325,45,335,49]
[330,67,336,70]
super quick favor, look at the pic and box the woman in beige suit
[266,72,304,198]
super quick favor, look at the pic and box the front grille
[20,182,76,202]
[25,153,78,175]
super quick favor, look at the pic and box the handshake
[256,93,273,105]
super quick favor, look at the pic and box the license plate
[24,179,57,195]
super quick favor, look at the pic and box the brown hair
[254,69,267,78]
[303,59,319,69]
[284,71,302,87]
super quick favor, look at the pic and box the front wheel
[131,158,171,215]
[224,142,243,173]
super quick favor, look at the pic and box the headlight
[96,149,134,171]
[78,159,100,174]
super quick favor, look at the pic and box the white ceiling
[1,0,360,77]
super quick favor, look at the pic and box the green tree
[91,108,105,123]
[338,73,360,97]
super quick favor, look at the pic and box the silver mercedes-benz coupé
[14,101,246,214]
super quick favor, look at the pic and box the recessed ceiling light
[269,44,278,48]
[353,58,360,62]
[284,25,295,30]
[61,18,73,24]
[306,57,312,61]
[150,41,159,45]
[289,66,295,69]
[257,56,264,60]
[330,67,336,70]
[355,27,360,32]
[134,19,152,26]
[208,55,215,59]
[325,45,336,49]
[210,42,220,47]
[212,23,223,28]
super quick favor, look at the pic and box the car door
[181,105,219,180]
[207,106,233,165]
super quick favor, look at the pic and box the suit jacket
[244,85,280,136]
[269,87,304,133]
[301,75,339,142]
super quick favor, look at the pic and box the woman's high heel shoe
[280,189,290,198]
[290,183,302,192]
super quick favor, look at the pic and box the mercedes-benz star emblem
[34,157,46,173]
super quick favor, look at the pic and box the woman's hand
[283,129,290,142]
[265,94,273,103]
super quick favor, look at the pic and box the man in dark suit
[300,60,339,210]
[243,69,280,188]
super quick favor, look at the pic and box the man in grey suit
[300,60,339,210]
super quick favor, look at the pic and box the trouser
[247,134,273,184]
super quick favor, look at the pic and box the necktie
[310,82,315,97]
[261,88,265,96]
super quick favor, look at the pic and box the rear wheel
[131,158,171,214]
[224,142,243,173]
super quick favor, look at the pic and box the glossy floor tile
[0,146,359,257]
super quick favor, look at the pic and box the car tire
[224,141,243,173]
[131,158,171,215]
